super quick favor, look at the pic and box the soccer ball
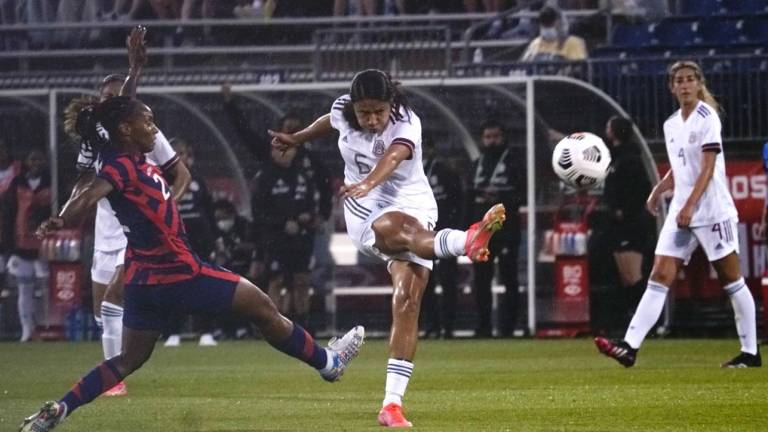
[551,132,611,189]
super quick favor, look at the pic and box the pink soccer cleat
[378,403,413,428]
[464,203,506,262]
[104,381,128,397]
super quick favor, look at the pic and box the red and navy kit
[97,151,200,285]
[97,150,240,331]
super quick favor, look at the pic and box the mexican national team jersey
[329,94,437,212]
[78,130,179,252]
[96,150,198,285]
[663,101,738,226]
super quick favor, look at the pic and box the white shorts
[343,196,437,270]
[91,248,126,285]
[7,255,49,279]
[655,216,739,264]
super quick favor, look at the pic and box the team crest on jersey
[372,139,385,156]
[688,132,697,144]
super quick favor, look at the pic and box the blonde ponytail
[63,95,97,138]
[667,60,721,115]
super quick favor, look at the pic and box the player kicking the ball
[270,69,506,428]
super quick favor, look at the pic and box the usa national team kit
[96,150,239,331]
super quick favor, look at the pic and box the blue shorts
[124,263,240,332]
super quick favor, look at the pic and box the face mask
[217,218,235,232]
[540,27,558,41]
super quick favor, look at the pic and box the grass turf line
[1,339,767,431]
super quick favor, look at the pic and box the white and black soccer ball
[551,132,612,189]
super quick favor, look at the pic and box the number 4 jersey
[96,150,200,285]
[330,95,437,212]
[663,100,738,226]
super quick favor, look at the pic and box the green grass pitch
[2,339,767,431]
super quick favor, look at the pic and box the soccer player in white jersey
[595,60,761,368]
[270,69,507,427]
[62,28,192,396]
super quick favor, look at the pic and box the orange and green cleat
[378,403,413,428]
[464,203,506,262]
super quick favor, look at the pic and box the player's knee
[649,268,674,287]
[372,215,400,241]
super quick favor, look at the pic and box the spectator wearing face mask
[520,5,587,62]
[211,199,256,339]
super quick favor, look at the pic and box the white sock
[319,348,335,373]
[101,301,124,360]
[624,281,669,349]
[724,278,758,355]
[17,280,36,341]
[433,229,467,258]
[383,358,413,407]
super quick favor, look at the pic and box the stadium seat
[679,0,723,16]
[698,18,746,46]
[611,23,653,48]
[744,17,768,44]
[652,20,700,48]
[720,0,768,14]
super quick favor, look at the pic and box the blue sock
[272,323,328,370]
[60,358,123,416]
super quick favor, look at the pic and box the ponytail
[667,60,721,115]
[63,95,97,139]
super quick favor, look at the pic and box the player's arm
[269,114,333,151]
[36,178,114,238]
[120,26,147,99]
[165,160,191,202]
[340,143,411,199]
[646,169,673,216]
[677,150,716,227]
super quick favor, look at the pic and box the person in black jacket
[164,138,219,347]
[252,145,319,332]
[221,84,334,302]
[419,135,463,339]
[467,120,525,338]
[602,116,653,321]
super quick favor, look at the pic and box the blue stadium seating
[744,17,768,43]
[652,20,699,48]
[611,23,653,48]
[720,0,768,14]
[698,18,746,46]
[680,0,723,16]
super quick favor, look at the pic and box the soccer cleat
[320,325,365,382]
[464,203,506,262]
[104,381,128,396]
[198,333,218,347]
[18,401,66,432]
[378,403,413,428]
[721,350,762,368]
[164,334,181,347]
[594,337,637,367]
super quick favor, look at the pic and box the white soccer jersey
[329,94,437,212]
[78,130,179,252]
[663,101,738,226]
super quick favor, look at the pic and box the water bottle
[473,48,484,64]
[575,232,586,256]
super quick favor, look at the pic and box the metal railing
[312,25,451,80]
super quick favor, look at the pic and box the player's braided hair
[76,96,142,156]
[342,69,412,131]
[667,60,721,115]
